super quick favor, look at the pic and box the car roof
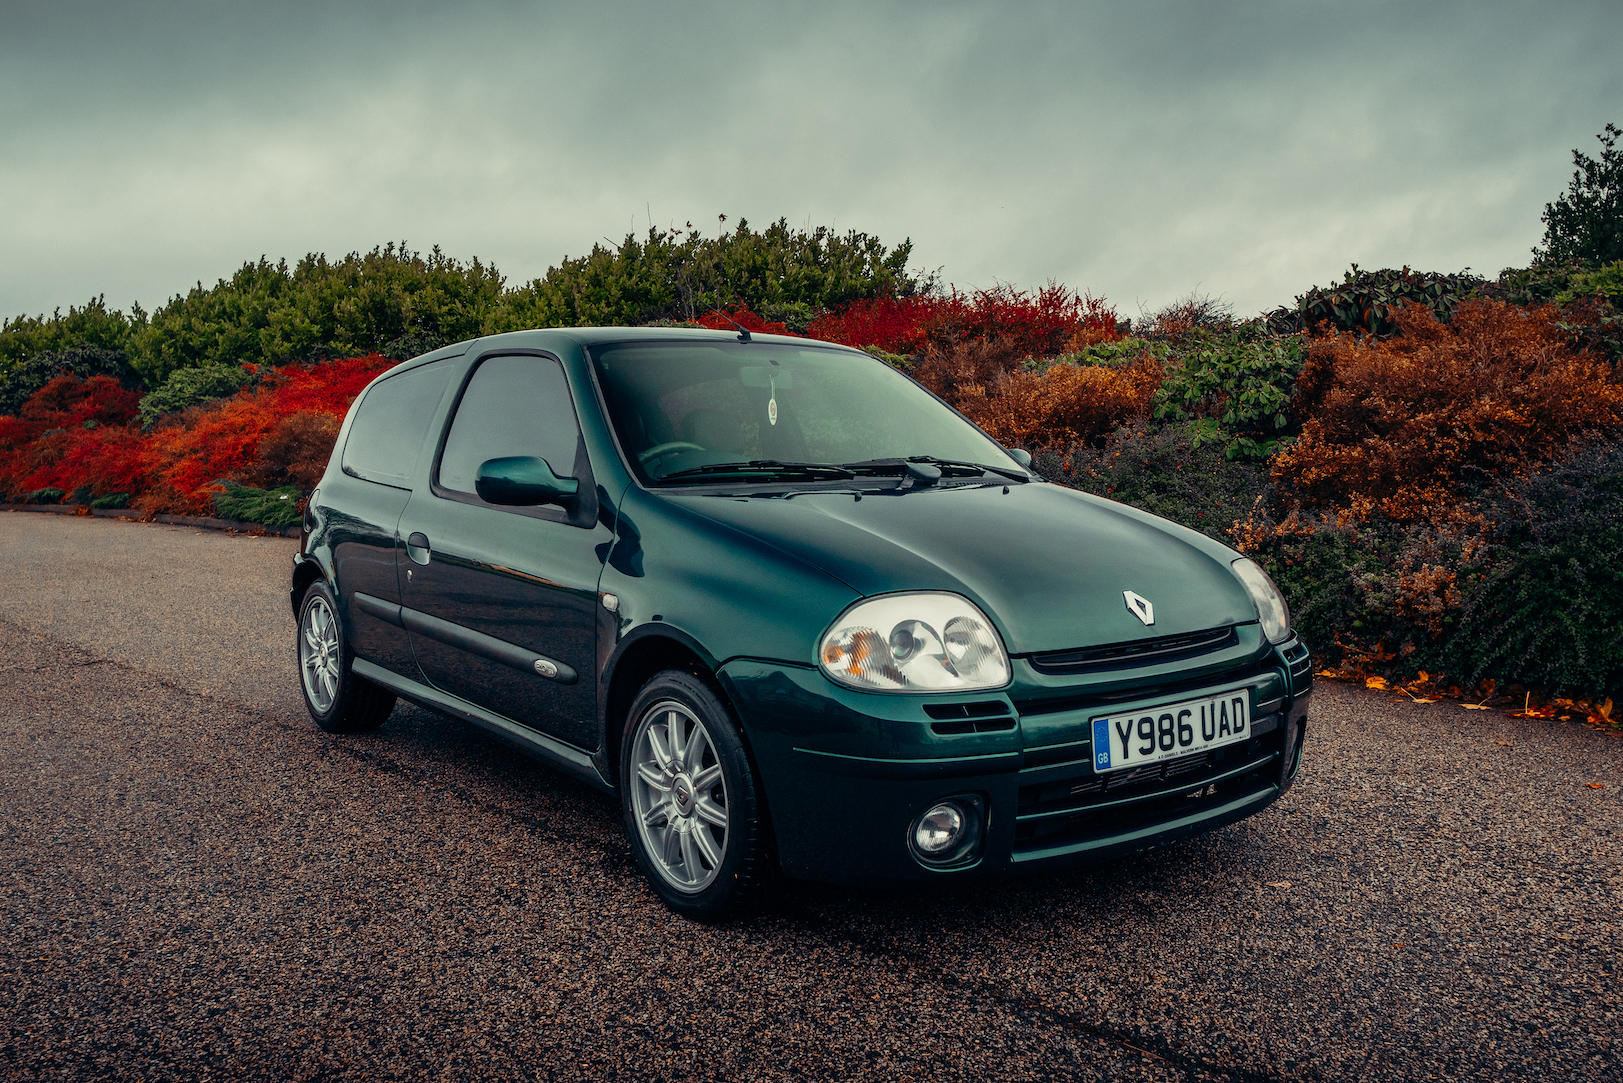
[486,326,845,349]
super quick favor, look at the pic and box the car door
[327,358,455,676]
[395,351,610,751]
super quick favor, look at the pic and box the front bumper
[718,634,1311,884]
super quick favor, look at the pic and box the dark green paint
[294,327,1311,883]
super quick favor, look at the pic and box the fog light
[914,803,964,853]
[908,795,985,868]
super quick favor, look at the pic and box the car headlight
[1231,557,1291,644]
[819,592,1010,693]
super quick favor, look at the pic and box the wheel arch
[290,555,329,617]
[603,631,737,788]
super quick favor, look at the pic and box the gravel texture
[1,511,1619,1082]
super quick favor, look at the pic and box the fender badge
[1124,590,1155,626]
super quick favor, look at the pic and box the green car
[291,327,1311,920]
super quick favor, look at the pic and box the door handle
[405,532,432,566]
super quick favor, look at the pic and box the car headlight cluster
[1231,557,1291,644]
[819,593,1010,692]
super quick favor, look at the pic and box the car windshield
[591,340,1024,483]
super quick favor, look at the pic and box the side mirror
[475,456,580,507]
[1007,448,1033,469]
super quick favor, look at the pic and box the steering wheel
[637,441,705,466]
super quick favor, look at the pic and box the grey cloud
[1,0,1619,322]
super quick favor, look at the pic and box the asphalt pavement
[1,510,1619,1082]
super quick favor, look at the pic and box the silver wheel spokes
[630,701,728,894]
[299,597,342,713]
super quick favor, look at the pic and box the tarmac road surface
[1,511,1619,1082]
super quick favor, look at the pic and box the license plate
[1091,690,1251,773]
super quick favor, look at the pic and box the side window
[438,355,583,498]
[341,361,453,488]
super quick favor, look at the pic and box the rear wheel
[621,670,769,921]
[297,580,395,733]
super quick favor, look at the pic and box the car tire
[296,580,396,733]
[620,670,770,921]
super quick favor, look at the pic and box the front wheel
[620,670,770,921]
[297,580,396,733]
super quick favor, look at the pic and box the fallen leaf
[1461,703,1493,711]
[1417,671,1431,683]
[1494,740,1513,747]
[1408,697,1439,704]
[1365,676,1389,690]
[1392,943,1406,949]
[1585,782,1604,790]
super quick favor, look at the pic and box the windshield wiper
[656,460,857,484]
[838,456,1031,483]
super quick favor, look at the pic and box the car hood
[661,481,1260,655]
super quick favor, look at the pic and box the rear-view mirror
[474,456,580,507]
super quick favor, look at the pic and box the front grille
[1282,637,1312,691]
[1013,723,1283,854]
[1029,626,1238,675]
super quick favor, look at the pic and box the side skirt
[353,658,614,794]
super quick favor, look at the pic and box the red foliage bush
[0,354,393,511]
[693,305,794,336]
[806,285,1119,359]
[248,410,344,490]
[1274,300,1623,519]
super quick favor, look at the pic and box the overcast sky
[2,0,1619,324]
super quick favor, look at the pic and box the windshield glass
[591,340,1022,483]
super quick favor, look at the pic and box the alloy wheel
[300,594,341,714]
[628,699,730,893]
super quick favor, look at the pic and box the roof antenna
[711,307,751,343]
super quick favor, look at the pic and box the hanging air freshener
[768,375,778,426]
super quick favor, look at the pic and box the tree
[1535,122,1623,267]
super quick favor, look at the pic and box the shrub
[131,245,504,381]
[137,362,258,429]
[248,410,342,490]
[213,481,302,527]
[1263,265,1485,338]
[1272,299,1623,519]
[0,295,137,372]
[1036,421,1270,542]
[692,304,794,336]
[1440,438,1623,698]
[1152,327,1307,459]
[26,487,63,505]
[90,492,129,510]
[1534,122,1623,267]
[495,219,916,332]
[955,356,1163,448]
[1135,293,1235,341]
[806,284,1118,359]
[0,344,143,417]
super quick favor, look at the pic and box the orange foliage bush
[909,337,1161,448]
[1274,300,1623,518]
[958,359,1163,448]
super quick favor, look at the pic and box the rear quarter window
[341,361,453,488]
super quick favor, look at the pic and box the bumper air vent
[1013,715,1287,854]
[926,700,1015,735]
[1280,635,1312,693]
[1030,626,1238,675]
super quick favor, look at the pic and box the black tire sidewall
[619,670,765,921]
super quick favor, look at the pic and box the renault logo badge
[1124,590,1155,626]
